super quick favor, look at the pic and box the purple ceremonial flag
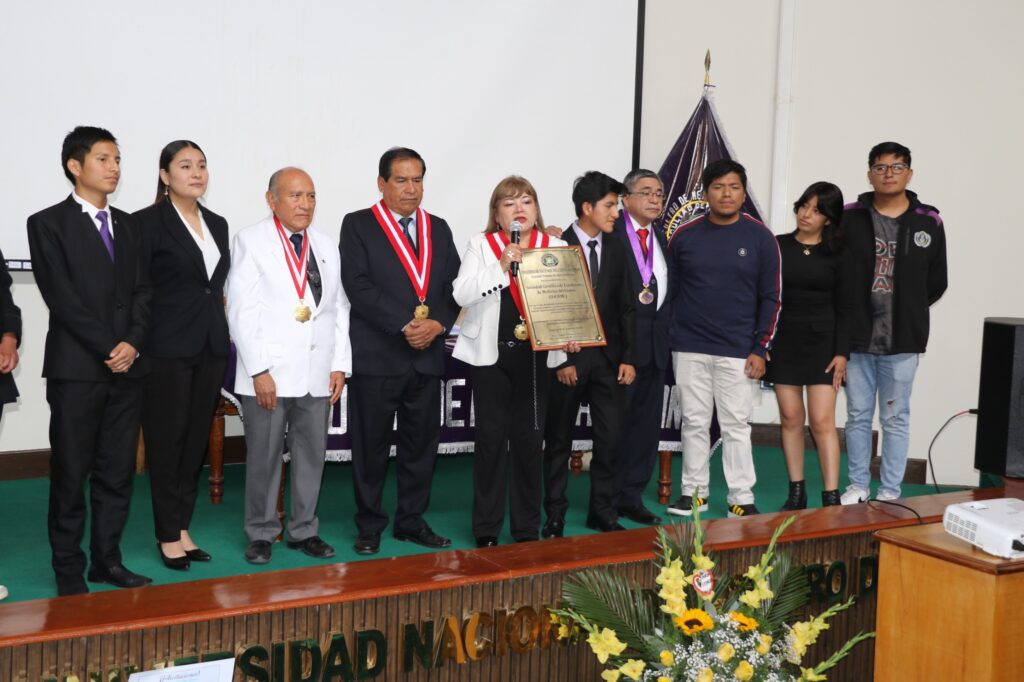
[655,85,764,241]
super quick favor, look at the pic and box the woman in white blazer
[453,176,566,548]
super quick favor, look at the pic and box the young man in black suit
[611,169,671,526]
[542,171,636,537]
[339,147,461,556]
[28,126,152,596]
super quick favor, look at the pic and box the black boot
[821,489,840,506]
[780,480,807,511]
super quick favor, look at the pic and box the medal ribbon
[273,216,309,302]
[486,229,548,318]
[623,211,655,287]
[371,200,433,301]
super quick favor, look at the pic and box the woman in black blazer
[764,181,853,510]
[135,140,230,569]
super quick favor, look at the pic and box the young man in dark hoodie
[839,142,947,504]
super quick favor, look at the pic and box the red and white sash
[371,200,433,302]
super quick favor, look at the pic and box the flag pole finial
[704,50,711,85]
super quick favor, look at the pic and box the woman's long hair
[793,181,844,252]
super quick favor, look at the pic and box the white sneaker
[0,585,7,601]
[840,486,869,505]
[875,489,900,502]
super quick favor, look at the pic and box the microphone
[509,220,522,276]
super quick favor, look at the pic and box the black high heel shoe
[158,544,191,571]
[185,548,212,562]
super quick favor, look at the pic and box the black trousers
[142,350,226,542]
[615,361,665,508]
[543,352,624,525]
[46,377,142,585]
[349,369,441,536]
[470,344,550,540]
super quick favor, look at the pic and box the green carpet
[0,448,951,604]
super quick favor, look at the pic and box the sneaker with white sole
[875,489,900,502]
[727,503,760,518]
[840,485,869,505]
[0,585,7,601]
[666,494,709,517]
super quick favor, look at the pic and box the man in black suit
[0,249,21,602]
[611,169,672,526]
[542,171,636,537]
[27,126,152,596]
[339,147,461,555]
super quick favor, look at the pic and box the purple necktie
[97,210,115,262]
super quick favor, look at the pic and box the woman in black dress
[765,181,852,509]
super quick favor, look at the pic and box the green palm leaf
[562,568,657,654]
[759,551,810,632]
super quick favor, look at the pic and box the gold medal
[414,303,430,320]
[639,287,655,305]
[514,322,529,341]
[295,303,312,322]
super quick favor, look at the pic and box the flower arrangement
[550,513,873,681]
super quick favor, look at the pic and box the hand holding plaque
[514,246,607,351]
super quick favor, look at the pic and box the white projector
[943,498,1024,560]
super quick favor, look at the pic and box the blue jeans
[845,353,919,497]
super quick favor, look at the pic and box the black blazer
[134,201,230,358]
[27,195,151,381]
[340,207,461,377]
[559,226,636,369]
[611,216,671,370]
[0,249,21,404]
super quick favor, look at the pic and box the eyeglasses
[630,190,665,200]
[870,163,910,175]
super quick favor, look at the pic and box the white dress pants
[672,352,756,505]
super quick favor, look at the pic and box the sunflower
[673,608,714,635]
[729,611,759,632]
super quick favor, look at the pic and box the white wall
[641,0,1024,486]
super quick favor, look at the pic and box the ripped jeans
[845,353,919,497]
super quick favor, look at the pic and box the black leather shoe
[287,535,336,559]
[354,534,381,555]
[87,564,153,588]
[585,516,626,533]
[158,544,190,571]
[244,540,272,565]
[57,579,89,597]
[394,526,451,549]
[780,480,808,511]
[475,536,498,548]
[541,518,565,539]
[617,504,662,525]
[185,547,212,562]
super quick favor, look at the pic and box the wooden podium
[874,523,1024,681]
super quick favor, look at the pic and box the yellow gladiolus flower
[717,642,735,662]
[619,659,645,681]
[659,650,674,666]
[756,633,773,655]
[557,624,570,640]
[734,660,754,681]
[728,611,759,632]
[600,670,621,682]
[696,668,714,682]
[692,553,714,571]
[658,677,672,682]
[800,667,827,681]
[549,612,560,624]
[674,608,714,635]
[587,628,628,664]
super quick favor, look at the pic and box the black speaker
[974,317,1024,477]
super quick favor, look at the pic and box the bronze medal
[414,304,430,320]
[295,303,312,322]
[639,287,655,305]
[514,322,529,341]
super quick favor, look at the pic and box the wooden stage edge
[0,486,1014,649]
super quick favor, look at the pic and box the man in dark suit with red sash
[339,147,461,555]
